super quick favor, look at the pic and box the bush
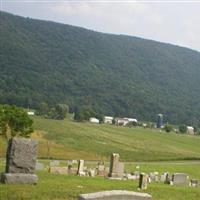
[179,124,187,134]
[164,124,173,133]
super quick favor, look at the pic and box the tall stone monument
[77,159,85,175]
[108,153,124,178]
[139,173,148,190]
[1,137,38,184]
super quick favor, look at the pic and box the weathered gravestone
[149,172,159,182]
[160,172,168,183]
[172,173,188,186]
[97,163,107,177]
[77,160,85,176]
[36,162,44,170]
[190,179,199,187]
[1,137,38,184]
[88,169,96,177]
[79,190,152,200]
[139,173,148,190]
[126,173,137,180]
[108,153,124,178]
[49,166,68,174]
[165,173,171,184]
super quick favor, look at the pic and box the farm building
[104,116,113,124]
[124,118,138,123]
[187,126,195,135]
[115,118,138,126]
[89,117,99,124]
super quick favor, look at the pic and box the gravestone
[97,162,105,171]
[160,172,168,183]
[97,164,105,176]
[89,169,96,177]
[79,190,152,200]
[149,172,159,182]
[172,173,188,186]
[165,173,171,184]
[108,153,124,178]
[139,173,148,190]
[36,162,44,170]
[126,173,137,180]
[49,167,68,174]
[1,137,38,184]
[109,153,120,177]
[49,160,60,167]
[77,160,85,175]
[190,179,199,187]
[97,163,108,177]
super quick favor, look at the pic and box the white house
[187,126,194,135]
[89,117,99,124]
[115,118,129,126]
[115,117,138,126]
[104,116,113,124]
[124,118,138,123]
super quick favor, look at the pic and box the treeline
[163,124,200,135]
[1,11,200,126]
[37,103,103,122]
[36,103,69,120]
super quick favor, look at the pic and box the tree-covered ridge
[1,11,200,125]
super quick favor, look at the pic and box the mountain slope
[1,11,200,124]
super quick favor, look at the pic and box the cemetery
[0,139,200,200]
[0,114,200,199]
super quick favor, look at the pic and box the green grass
[1,117,200,200]
[28,116,200,161]
[1,160,200,200]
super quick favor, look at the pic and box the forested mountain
[1,11,200,124]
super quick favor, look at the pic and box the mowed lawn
[1,117,200,200]
[1,160,200,200]
[25,116,200,161]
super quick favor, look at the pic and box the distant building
[104,116,113,124]
[187,126,194,135]
[27,111,35,116]
[115,118,129,126]
[115,117,138,126]
[89,117,99,124]
[124,118,138,123]
[156,114,163,128]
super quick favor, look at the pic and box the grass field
[33,116,200,161]
[1,116,200,161]
[1,159,200,200]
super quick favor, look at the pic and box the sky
[1,0,200,52]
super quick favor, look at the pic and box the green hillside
[1,11,200,124]
[2,116,199,161]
